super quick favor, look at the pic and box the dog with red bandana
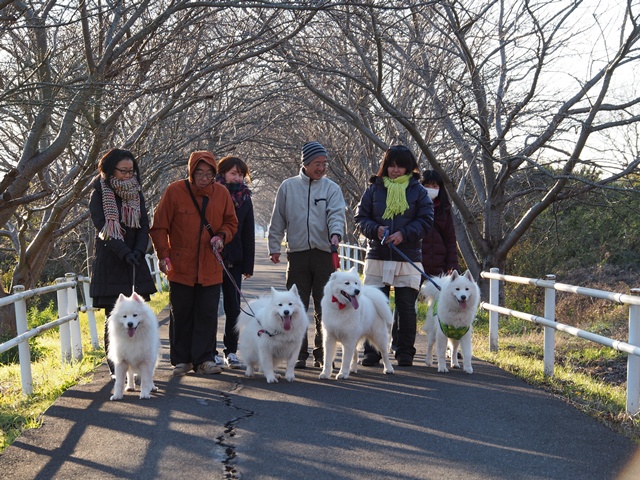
[319,267,394,379]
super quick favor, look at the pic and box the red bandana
[332,296,346,309]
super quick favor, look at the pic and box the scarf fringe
[99,219,125,241]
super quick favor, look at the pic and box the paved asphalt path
[1,239,639,479]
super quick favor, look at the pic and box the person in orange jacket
[150,150,238,376]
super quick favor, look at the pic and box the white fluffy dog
[319,268,394,380]
[107,292,159,400]
[236,285,309,383]
[421,270,480,374]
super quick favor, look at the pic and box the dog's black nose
[354,289,360,295]
[127,322,134,328]
[460,295,467,301]
[283,310,290,316]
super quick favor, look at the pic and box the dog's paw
[265,375,279,383]
[139,392,151,399]
[125,385,136,392]
[110,394,123,401]
[437,366,449,373]
[318,371,330,380]
[285,374,295,382]
[151,384,158,392]
[336,371,350,380]
[383,366,394,374]
[464,366,473,374]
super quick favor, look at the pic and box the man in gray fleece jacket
[268,141,347,368]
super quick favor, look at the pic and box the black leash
[381,230,441,291]
[212,248,257,318]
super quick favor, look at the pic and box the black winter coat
[222,195,255,275]
[420,200,460,276]
[355,174,434,262]
[89,177,156,307]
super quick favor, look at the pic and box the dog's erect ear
[271,287,278,295]
[463,270,474,282]
[450,270,459,280]
[348,266,357,274]
[117,293,127,302]
[131,292,144,303]
[289,284,299,297]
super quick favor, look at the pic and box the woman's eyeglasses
[194,171,215,179]
[114,167,135,176]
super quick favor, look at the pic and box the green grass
[0,292,169,453]
[471,310,640,443]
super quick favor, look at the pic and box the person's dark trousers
[221,264,243,356]
[365,285,418,359]
[286,249,334,364]
[169,281,221,370]
[104,304,116,375]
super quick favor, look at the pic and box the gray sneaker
[214,355,224,367]
[173,362,193,376]
[196,361,222,375]
[225,353,242,369]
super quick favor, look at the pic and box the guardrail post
[489,267,500,352]
[543,274,557,377]
[56,277,72,363]
[66,273,83,361]
[12,285,33,396]
[627,288,640,415]
[80,278,100,349]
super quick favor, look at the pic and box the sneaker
[361,353,381,366]
[313,360,323,368]
[295,359,307,369]
[225,353,242,369]
[196,361,222,375]
[173,362,193,376]
[214,355,224,367]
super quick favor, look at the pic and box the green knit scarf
[382,174,411,219]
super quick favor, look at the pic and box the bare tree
[267,1,640,290]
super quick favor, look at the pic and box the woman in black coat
[89,148,156,374]
[355,145,434,366]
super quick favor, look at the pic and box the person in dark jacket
[355,145,434,366]
[420,169,460,275]
[89,148,157,376]
[215,156,255,369]
[391,169,461,351]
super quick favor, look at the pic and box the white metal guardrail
[481,268,640,415]
[0,254,166,396]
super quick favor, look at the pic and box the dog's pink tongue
[127,327,136,337]
[283,315,292,331]
[459,300,468,309]
[349,294,359,310]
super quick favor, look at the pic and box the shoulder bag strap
[184,179,215,239]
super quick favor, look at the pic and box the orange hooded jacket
[149,151,238,287]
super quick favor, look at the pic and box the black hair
[97,148,141,187]
[422,169,452,209]
[376,145,419,178]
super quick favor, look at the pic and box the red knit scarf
[99,176,141,241]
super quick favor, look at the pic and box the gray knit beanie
[301,141,328,166]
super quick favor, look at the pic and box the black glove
[124,252,139,266]
[132,250,144,264]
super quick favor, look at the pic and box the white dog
[319,268,394,380]
[107,292,159,400]
[236,285,308,383]
[421,270,480,374]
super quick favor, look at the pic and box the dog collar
[332,296,347,310]
[257,329,278,337]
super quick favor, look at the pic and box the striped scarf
[216,175,252,208]
[99,176,141,241]
[382,174,411,219]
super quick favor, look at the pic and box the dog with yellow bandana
[421,270,480,374]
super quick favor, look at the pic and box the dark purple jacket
[420,199,460,275]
